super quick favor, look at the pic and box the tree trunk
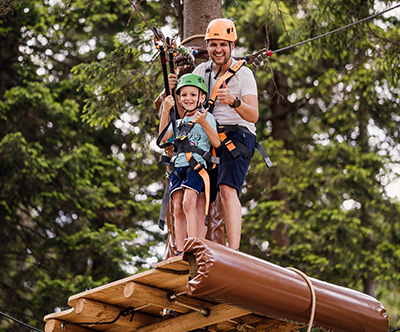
[182,0,221,47]
[270,72,291,247]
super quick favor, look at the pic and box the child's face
[178,86,206,112]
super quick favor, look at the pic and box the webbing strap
[208,60,247,110]
[158,176,170,230]
[185,152,210,226]
[218,128,273,168]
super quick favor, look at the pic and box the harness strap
[207,60,247,113]
[217,124,274,168]
[185,152,210,226]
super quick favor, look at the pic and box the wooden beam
[134,303,251,332]
[123,281,213,314]
[44,319,93,332]
[44,308,75,322]
[74,298,160,328]
[67,267,188,308]
[252,318,301,332]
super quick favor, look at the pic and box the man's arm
[158,95,175,141]
[216,81,259,123]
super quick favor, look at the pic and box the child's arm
[193,112,221,148]
[158,95,175,142]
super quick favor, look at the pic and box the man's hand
[168,68,180,94]
[163,95,175,114]
[216,80,236,105]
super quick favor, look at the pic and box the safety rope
[286,267,316,332]
[61,306,135,330]
[0,310,44,332]
[180,34,206,45]
[257,3,400,62]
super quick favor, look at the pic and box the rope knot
[236,323,248,331]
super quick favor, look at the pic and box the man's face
[207,39,233,66]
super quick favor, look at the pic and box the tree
[0,0,168,330]
[228,0,400,327]
[2,0,400,330]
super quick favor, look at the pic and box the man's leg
[196,192,208,238]
[219,184,242,250]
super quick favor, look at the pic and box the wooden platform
[44,256,300,332]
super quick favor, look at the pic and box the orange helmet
[205,18,237,43]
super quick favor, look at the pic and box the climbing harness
[157,74,219,229]
[205,60,274,168]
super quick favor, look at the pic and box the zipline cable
[269,3,400,56]
[0,310,44,332]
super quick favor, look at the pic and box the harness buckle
[176,135,188,141]
[193,163,205,173]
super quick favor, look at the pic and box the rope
[61,306,135,330]
[180,34,205,45]
[389,328,400,332]
[173,300,210,317]
[270,3,400,55]
[286,267,316,332]
[0,310,44,332]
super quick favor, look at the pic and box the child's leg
[172,190,186,252]
[196,192,207,238]
[182,188,199,238]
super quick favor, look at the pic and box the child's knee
[182,192,197,212]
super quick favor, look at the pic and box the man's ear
[231,42,235,51]
[200,93,206,103]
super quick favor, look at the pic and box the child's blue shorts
[169,167,204,197]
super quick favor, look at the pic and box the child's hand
[163,95,175,113]
[193,110,207,126]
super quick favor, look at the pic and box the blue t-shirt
[169,112,217,167]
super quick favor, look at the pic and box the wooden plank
[68,269,188,308]
[44,308,76,322]
[45,319,93,332]
[154,256,189,272]
[124,281,215,314]
[134,303,251,332]
[74,298,160,328]
[252,318,301,332]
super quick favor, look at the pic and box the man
[169,18,259,251]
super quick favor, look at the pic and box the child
[159,73,220,255]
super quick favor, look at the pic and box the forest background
[1,0,400,331]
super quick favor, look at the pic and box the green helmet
[176,73,208,97]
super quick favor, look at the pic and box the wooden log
[134,303,251,332]
[68,266,188,308]
[44,319,92,332]
[252,318,301,332]
[123,281,213,314]
[44,308,75,322]
[74,298,160,328]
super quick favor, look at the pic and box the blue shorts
[169,167,204,197]
[217,131,255,196]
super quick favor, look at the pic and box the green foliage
[229,1,400,329]
[1,0,400,331]
[0,0,170,330]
